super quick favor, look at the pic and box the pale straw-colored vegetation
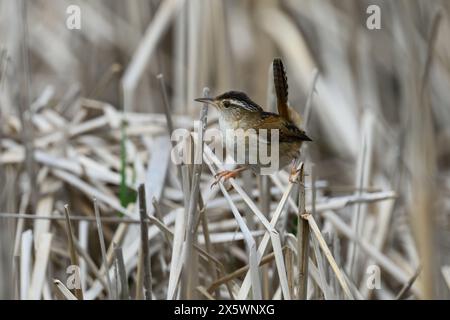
[0,0,449,300]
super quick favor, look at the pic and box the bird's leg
[211,166,249,188]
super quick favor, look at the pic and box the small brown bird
[195,58,311,186]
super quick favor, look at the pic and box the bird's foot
[211,170,240,189]
[289,165,301,184]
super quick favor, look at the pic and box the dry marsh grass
[0,0,450,300]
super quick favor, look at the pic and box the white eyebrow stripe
[231,100,247,108]
[229,99,260,112]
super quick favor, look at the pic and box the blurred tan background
[1,0,450,300]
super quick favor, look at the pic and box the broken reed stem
[296,163,309,299]
[114,244,130,300]
[93,198,113,299]
[138,184,153,300]
[63,204,83,300]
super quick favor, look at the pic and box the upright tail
[273,58,289,119]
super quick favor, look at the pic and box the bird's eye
[223,101,230,108]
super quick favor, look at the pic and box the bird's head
[194,91,263,116]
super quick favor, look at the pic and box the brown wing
[254,112,312,143]
[273,58,289,119]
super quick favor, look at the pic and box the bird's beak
[194,97,216,106]
[300,132,313,142]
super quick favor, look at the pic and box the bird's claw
[289,167,302,184]
[210,170,237,189]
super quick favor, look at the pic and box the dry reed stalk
[135,247,143,300]
[52,169,129,217]
[296,164,309,299]
[53,219,108,290]
[122,0,185,112]
[138,184,153,300]
[302,213,353,299]
[166,207,187,299]
[113,244,130,300]
[12,255,20,300]
[157,73,175,137]
[215,177,262,300]
[152,198,172,246]
[183,91,208,298]
[207,247,287,294]
[195,88,218,290]
[196,286,216,300]
[28,232,52,300]
[311,234,333,299]
[198,198,219,297]
[346,110,374,279]
[93,198,113,299]
[202,144,293,300]
[53,279,77,300]
[395,267,421,300]
[183,172,201,299]
[1,0,449,302]
[342,271,364,300]
[322,210,419,293]
[145,214,230,282]
[20,230,32,300]
[441,266,450,291]
[166,163,192,299]
[78,221,89,293]
[89,63,122,98]
[12,191,29,258]
[303,69,319,131]
[0,212,145,224]
[285,247,295,298]
[63,204,83,300]
[16,0,37,211]
[309,164,333,299]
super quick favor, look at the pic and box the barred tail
[273,58,289,119]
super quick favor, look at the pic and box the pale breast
[218,116,301,171]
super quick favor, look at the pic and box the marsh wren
[195,58,312,186]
